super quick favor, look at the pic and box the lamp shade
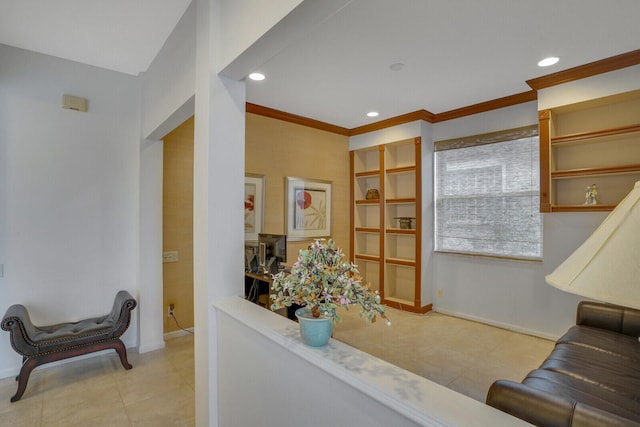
[546,181,640,309]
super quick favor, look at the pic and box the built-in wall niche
[354,231,381,257]
[354,204,380,229]
[540,89,640,212]
[384,263,416,306]
[357,260,380,293]
[385,233,415,261]
[385,203,416,230]
[350,137,428,313]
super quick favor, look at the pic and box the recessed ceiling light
[367,111,379,117]
[537,57,559,67]
[248,72,265,81]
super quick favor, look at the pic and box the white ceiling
[2,0,639,129]
[0,0,191,76]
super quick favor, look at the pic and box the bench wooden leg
[112,339,132,370]
[11,357,40,402]
[9,339,132,402]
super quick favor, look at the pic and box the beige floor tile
[116,367,187,406]
[42,408,131,427]
[0,370,45,410]
[42,375,124,425]
[125,385,195,427]
[0,375,43,427]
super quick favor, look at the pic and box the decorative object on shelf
[394,217,415,229]
[285,177,332,240]
[584,184,598,205]
[365,188,380,200]
[244,174,265,241]
[270,239,390,346]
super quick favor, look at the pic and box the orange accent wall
[163,117,194,333]
[245,113,351,260]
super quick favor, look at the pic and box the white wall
[0,44,140,377]
[349,101,610,339]
[141,1,196,141]
[138,0,197,356]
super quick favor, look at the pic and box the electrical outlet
[437,289,443,297]
[162,251,179,263]
[168,303,175,317]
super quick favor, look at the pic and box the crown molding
[246,102,350,136]
[432,91,537,123]
[526,49,640,90]
[348,110,435,136]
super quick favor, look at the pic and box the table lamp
[546,181,640,309]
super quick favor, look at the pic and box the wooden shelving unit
[350,138,427,313]
[350,145,383,294]
[539,90,640,212]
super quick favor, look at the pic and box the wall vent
[62,94,88,112]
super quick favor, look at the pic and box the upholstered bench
[1,290,137,402]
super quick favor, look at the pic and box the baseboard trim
[163,328,194,340]
[433,307,561,342]
[138,342,166,353]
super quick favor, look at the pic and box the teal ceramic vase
[295,307,333,347]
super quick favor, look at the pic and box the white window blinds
[434,125,542,260]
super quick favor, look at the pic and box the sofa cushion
[522,369,640,422]
[558,325,640,360]
[540,343,640,401]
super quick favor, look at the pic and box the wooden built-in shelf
[386,198,416,204]
[385,258,415,267]
[551,164,640,179]
[354,254,380,262]
[355,227,380,233]
[384,296,413,306]
[386,166,416,174]
[355,170,381,178]
[539,91,640,212]
[551,204,616,212]
[351,138,425,313]
[551,124,640,145]
[386,228,416,235]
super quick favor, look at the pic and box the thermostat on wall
[62,94,88,112]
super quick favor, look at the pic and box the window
[434,125,542,260]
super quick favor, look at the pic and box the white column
[138,140,166,353]
[194,0,246,424]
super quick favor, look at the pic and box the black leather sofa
[486,301,640,426]
[1,290,137,402]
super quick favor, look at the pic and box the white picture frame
[244,174,265,242]
[285,176,332,240]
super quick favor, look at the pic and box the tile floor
[0,307,554,426]
[0,334,195,427]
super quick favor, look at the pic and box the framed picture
[244,174,265,241]
[286,176,332,240]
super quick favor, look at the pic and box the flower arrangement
[270,239,390,325]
